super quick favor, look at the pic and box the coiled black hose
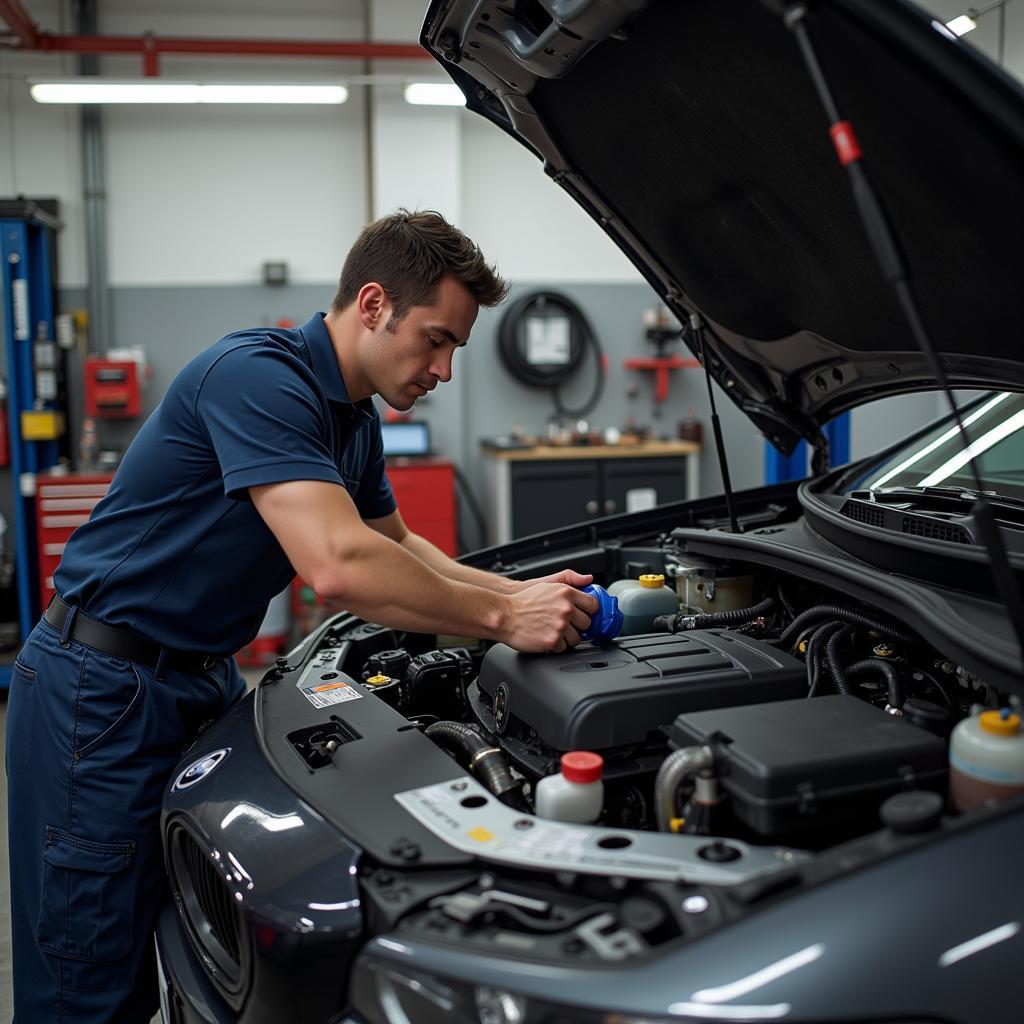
[497,291,606,419]
[779,605,916,650]
[424,721,526,809]
[654,597,776,634]
[846,658,904,710]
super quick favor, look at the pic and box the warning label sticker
[301,680,363,709]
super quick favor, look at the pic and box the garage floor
[0,668,262,1021]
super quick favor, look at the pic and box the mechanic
[6,209,599,1024]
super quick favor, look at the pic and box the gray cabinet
[483,446,698,544]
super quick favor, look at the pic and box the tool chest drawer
[35,473,114,612]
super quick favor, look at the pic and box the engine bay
[280,534,1017,860]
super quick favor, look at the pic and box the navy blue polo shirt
[55,312,396,654]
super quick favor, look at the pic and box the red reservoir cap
[561,751,604,784]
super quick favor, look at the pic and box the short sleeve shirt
[55,312,396,653]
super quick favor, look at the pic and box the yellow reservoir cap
[639,574,666,588]
[365,674,392,687]
[979,710,1021,736]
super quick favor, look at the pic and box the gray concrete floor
[0,666,262,1023]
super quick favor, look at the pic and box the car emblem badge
[173,748,230,791]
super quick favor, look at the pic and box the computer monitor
[381,420,431,457]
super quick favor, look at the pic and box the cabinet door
[510,460,599,538]
[601,457,687,516]
[388,463,457,555]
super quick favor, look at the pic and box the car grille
[840,500,886,528]
[168,823,249,1006]
[900,515,971,544]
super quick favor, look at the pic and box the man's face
[363,275,479,412]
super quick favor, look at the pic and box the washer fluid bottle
[949,707,1024,811]
[535,751,604,823]
[617,574,678,635]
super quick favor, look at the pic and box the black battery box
[670,695,948,837]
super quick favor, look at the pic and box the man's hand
[508,569,594,593]
[503,582,599,653]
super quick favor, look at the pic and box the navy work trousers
[6,615,246,1023]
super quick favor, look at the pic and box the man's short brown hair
[332,209,508,322]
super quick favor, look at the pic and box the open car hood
[421,0,1024,456]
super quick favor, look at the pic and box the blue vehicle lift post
[1,201,63,688]
[764,411,851,485]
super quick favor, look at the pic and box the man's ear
[356,282,389,329]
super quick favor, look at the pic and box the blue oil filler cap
[580,584,623,644]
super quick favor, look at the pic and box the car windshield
[856,392,1024,501]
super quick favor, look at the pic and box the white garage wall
[0,0,1017,508]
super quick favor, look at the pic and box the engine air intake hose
[424,721,525,809]
[654,597,776,634]
[779,605,916,650]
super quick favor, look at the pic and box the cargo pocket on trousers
[37,827,136,991]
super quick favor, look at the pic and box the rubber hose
[846,658,905,709]
[425,721,525,807]
[780,604,916,649]
[653,745,715,832]
[654,597,777,633]
[805,620,845,696]
[824,626,853,696]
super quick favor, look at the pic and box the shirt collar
[300,311,374,421]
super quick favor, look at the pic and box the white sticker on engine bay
[295,650,363,708]
[301,680,363,709]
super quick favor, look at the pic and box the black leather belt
[44,596,222,673]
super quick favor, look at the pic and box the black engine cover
[477,630,807,752]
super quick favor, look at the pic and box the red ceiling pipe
[27,34,432,61]
[1,0,431,62]
[0,0,40,48]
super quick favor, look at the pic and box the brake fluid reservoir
[618,574,678,635]
[535,751,604,823]
[949,708,1024,811]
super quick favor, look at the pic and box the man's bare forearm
[399,531,520,594]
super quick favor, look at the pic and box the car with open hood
[155,2,1024,1022]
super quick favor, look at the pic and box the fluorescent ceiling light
[945,14,979,35]
[403,82,465,106]
[29,79,348,104]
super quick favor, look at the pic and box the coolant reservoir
[607,578,641,598]
[618,574,678,635]
[949,708,1024,811]
[535,751,604,823]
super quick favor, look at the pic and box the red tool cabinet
[385,457,457,556]
[35,472,114,612]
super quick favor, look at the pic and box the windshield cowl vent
[839,499,886,529]
[900,514,972,545]
[840,500,973,545]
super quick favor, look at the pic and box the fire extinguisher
[0,376,9,468]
